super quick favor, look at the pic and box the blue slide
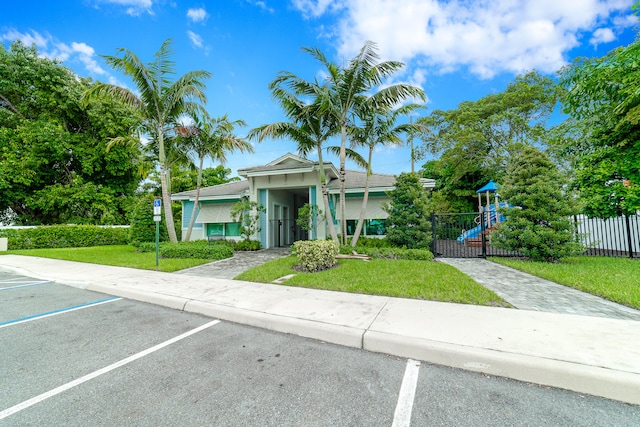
[457,206,506,243]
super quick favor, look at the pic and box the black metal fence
[575,214,640,258]
[431,212,640,259]
[431,212,521,258]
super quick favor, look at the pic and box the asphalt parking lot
[1,270,638,426]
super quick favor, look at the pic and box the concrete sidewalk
[1,254,639,405]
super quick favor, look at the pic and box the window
[345,219,386,236]
[225,222,241,237]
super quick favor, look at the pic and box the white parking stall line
[392,359,421,427]
[0,319,222,420]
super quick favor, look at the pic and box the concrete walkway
[1,254,639,405]
[176,248,290,279]
[438,258,640,321]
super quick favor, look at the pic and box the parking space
[1,269,638,425]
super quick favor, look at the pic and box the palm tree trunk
[158,131,178,243]
[350,147,373,247]
[184,156,204,242]
[339,121,348,245]
[317,146,339,244]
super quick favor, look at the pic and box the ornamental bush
[491,147,583,262]
[339,245,433,260]
[292,240,339,272]
[0,225,128,250]
[159,241,234,260]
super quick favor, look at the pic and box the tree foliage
[0,41,141,225]
[230,200,266,242]
[85,39,211,242]
[491,147,582,262]
[418,71,561,212]
[384,172,432,249]
[559,31,640,217]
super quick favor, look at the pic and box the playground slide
[456,208,505,244]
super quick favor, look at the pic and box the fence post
[431,212,437,257]
[625,214,634,259]
[480,211,487,259]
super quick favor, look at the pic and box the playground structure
[457,180,507,245]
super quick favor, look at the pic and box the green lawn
[236,256,509,307]
[3,245,212,273]
[3,246,509,307]
[490,256,640,310]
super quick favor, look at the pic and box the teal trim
[259,189,267,247]
[328,196,338,224]
[182,201,195,228]
[345,191,387,198]
[200,198,241,204]
[310,186,317,240]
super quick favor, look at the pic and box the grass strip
[236,256,509,307]
[490,256,640,310]
[4,245,212,273]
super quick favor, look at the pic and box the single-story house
[171,153,435,248]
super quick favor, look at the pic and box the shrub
[384,172,433,249]
[348,236,394,248]
[491,147,583,262]
[236,239,261,251]
[0,225,128,250]
[159,242,234,260]
[339,245,433,260]
[128,194,169,245]
[293,240,339,272]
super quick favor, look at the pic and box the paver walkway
[176,248,290,279]
[438,257,640,321]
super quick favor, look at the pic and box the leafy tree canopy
[0,41,141,225]
[418,71,561,212]
[559,26,640,217]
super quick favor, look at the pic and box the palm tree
[84,39,211,242]
[248,83,341,244]
[276,41,426,244]
[178,113,252,241]
[348,103,427,246]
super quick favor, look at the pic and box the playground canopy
[476,180,500,194]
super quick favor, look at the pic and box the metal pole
[625,214,634,259]
[155,220,159,267]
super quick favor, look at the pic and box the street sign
[153,215,161,222]
[153,199,161,215]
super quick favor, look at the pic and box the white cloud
[96,0,153,16]
[187,31,204,48]
[246,0,275,13]
[187,7,208,22]
[1,29,108,76]
[297,0,635,79]
[291,0,343,18]
[590,27,616,46]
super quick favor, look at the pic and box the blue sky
[2,0,638,177]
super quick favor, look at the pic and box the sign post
[153,199,161,267]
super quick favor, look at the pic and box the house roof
[171,153,436,201]
[172,180,249,200]
[238,152,339,179]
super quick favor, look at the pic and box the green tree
[178,113,252,241]
[418,71,561,212]
[231,200,266,242]
[0,41,141,225]
[348,103,426,246]
[491,147,582,262]
[384,172,432,249]
[559,25,640,217]
[274,41,425,244]
[85,39,211,242]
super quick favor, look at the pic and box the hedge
[0,225,129,250]
[159,241,234,260]
[340,245,433,261]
